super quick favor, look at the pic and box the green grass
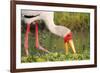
[21,53,90,63]
[21,28,90,63]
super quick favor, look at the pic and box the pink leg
[35,21,39,48]
[35,21,50,53]
[24,23,30,56]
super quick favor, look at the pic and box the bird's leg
[24,23,30,56]
[35,21,39,49]
[64,32,76,54]
[35,21,50,53]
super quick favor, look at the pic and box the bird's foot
[38,45,50,53]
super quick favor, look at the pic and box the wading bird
[21,10,76,56]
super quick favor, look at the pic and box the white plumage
[22,10,71,38]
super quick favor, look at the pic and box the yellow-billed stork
[21,10,76,56]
